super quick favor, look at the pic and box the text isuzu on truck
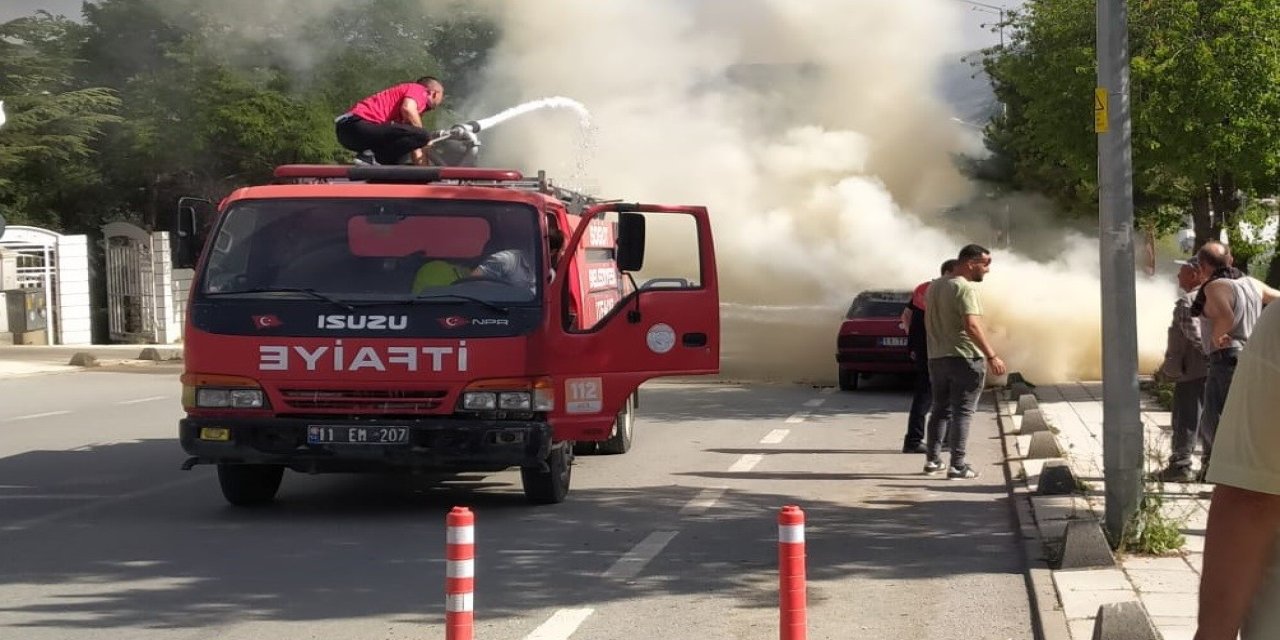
[173,165,719,505]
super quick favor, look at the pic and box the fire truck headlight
[498,392,532,410]
[194,388,264,409]
[229,389,265,409]
[462,392,498,410]
[196,388,231,408]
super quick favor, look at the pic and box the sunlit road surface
[0,369,1032,639]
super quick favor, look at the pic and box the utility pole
[956,0,1006,47]
[1096,0,1143,545]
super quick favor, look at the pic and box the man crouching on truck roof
[334,76,463,166]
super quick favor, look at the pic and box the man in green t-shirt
[922,244,1007,479]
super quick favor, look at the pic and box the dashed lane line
[2,410,71,422]
[522,608,596,640]
[803,398,825,408]
[117,396,168,405]
[728,454,764,472]
[678,487,727,516]
[601,531,679,580]
[784,412,811,424]
[760,429,790,444]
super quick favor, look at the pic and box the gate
[0,225,91,345]
[103,222,157,343]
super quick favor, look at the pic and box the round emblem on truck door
[646,323,677,354]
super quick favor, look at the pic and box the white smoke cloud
[468,0,1170,384]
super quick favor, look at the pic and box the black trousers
[905,354,932,447]
[335,117,430,165]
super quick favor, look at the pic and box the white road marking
[117,396,167,405]
[679,487,727,515]
[803,398,825,408]
[0,494,109,500]
[820,387,836,395]
[602,531,678,579]
[760,429,790,444]
[0,474,206,534]
[3,410,70,422]
[784,412,810,424]
[523,608,595,640]
[728,454,763,472]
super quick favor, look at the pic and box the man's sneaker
[947,464,979,480]
[902,443,928,454]
[924,458,945,474]
[1152,465,1196,483]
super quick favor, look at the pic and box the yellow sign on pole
[1095,87,1109,133]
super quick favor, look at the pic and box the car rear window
[845,293,909,319]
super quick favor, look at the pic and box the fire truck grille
[278,388,449,412]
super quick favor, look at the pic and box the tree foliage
[982,0,1280,248]
[0,0,498,234]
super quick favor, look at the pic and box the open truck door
[172,196,217,269]
[546,203,720,445]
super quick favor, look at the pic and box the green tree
[983,0,1280,249]
[0,12,121,230]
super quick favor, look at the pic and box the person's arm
[1255,277,1280,305]
[1195,485,1280,640]
[1204,280,1235,349]
[1176,296,1205,351]
[963,315,1006,375]
[400,98,425,129]
[900,306,912,330]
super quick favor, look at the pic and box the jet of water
[474,96,591,131]
[0,101,6,130]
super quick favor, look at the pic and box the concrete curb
[995,391,1073,640]
[995,385,1169,640]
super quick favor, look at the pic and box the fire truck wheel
[597,395,635,455]
[521,445,571,504]
[572,441,599,456]
[217,464,284,506]
[838,368,859,391]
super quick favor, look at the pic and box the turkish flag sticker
[252,315,283,330]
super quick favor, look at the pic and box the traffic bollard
[446,506,475,640]
[779,505,807,640]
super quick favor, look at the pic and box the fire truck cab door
[547,204,720,441]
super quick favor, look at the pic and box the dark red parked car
[835,289,913,390]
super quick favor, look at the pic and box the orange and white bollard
[778,505,807,640]
[446,506,475,640]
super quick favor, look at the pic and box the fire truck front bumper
[179,416,553,473]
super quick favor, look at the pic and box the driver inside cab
[411,259,468,295]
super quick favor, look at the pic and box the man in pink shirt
[335,76,453,165]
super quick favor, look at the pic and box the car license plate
[308,426,409,445]
[880,337,908,347]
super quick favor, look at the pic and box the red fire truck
[173,164,719,505]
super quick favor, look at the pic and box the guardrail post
[446,506,475,640]
[779,505,807,640]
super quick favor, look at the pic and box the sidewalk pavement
[1003,382,1208,640]
[0,344,183,378]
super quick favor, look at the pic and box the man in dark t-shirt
[900,259,957,453]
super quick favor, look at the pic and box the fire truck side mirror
[173,197,214,269]
[616,212,646,272]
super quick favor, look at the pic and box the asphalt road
[0,370,1034,640]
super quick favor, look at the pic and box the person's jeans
[904,355,932,448]
[1168,376,1205,468]
[1200,348,1241,470]
[925,357,986,469]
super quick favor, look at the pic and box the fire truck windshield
[199,198,543,305]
